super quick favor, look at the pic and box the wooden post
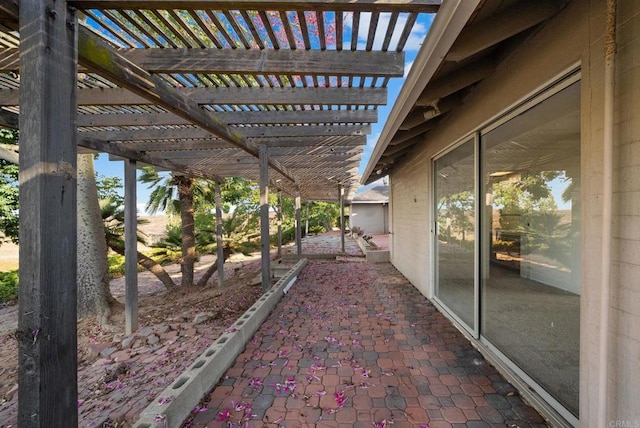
[215,181,224,287]
[124,159,138,334]
[259,145,270,292]
[18,2,78,425]
[305,202,309,236]
[295,187,302,258]
[339,184,345,253]
[277,190,282,259]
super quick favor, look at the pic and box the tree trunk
[108,241,177,290]
[196,246,232,287]
[77,154,116,323]
[176,175,196,287]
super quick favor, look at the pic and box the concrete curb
[133,258,308,428]
[356,236,390,263]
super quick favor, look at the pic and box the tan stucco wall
[349,204,388,234]
[388,0,640,424]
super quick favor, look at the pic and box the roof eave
[360,0,482,184]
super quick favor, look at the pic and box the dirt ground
[0,251,269,427]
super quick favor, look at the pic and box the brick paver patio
[186,239,547,428]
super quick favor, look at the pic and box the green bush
[0,270,18,304]
[108,254,126,279]
[309,225,325,235]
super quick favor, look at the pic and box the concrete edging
[356,236,390,263]
[133,258,308,428]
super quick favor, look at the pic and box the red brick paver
[184,236,547,427]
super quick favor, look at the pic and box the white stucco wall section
[349,203,388,234]
[389,148,432,297]
[387,0,640,424]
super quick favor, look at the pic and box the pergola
[0,0,440,425]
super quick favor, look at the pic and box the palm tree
[100,196,178,290]
[139,167,217,287]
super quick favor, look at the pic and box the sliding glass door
[434,138,476,331]
[433,77,581,419]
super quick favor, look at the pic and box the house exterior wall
[387,0,640,424]
[349,203,389,234]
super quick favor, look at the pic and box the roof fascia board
[360,0,481,184]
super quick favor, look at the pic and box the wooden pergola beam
[80,124,370,141]
[69,0,441,13]
[76,109,379,127]
[0,86,388,107]
[118,135,366,151]
[76,26,296,183]
[0,47,404,76]
[80,137,224,182]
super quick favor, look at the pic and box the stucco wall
[388,0,640,424]
[349,204,388,234]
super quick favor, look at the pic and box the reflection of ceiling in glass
[435,139,474,195]
[483,82,580,175]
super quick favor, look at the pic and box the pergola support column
[339,184,345,253]
[17,1,79,425]
[259,145,271,292]
[305,202,309,236]
[124,159,138,334]
[295,187,302,258]
[277,190,282,258]
[215,181,224,287]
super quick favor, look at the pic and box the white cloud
[404,60,414,78]
[345,13,428,52]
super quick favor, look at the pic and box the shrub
[108,254,126,279]
[0,270,18,304]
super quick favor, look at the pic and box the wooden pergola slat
[69,0,442,13]
[77,26,297,182]
[76,108,378,127]
[0,86,389,106]
[80,124,371,141]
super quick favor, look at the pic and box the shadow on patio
[183,234,546,428]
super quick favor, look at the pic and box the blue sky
[93,13,434,213]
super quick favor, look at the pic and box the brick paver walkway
[186,257,547,427]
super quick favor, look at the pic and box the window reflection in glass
[481,81,581,416]
[434,139,475,329]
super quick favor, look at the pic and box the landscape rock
[3,383,17,401]
[99,347,118,358]
[139,327,154,337]
[111,350,131,362]
[88,342,113,359]
[156,324,170,334]
[121,336,136,349]
[193,312,213,324]
[147,334,160,345]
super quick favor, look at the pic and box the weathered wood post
[277,189,282,258]
[305,201,309,236]
[295,186,302,258]
[339,184,345,253]
[125,159,138,334]
[259,145,270,291]
[18,1,79,425]
[215,181,224,287]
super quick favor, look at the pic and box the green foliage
[0,129,19,245]
[108,254,126,278]
[306,201,339,231]
[150,225,184,265]
[0,270,18,304]
[96,174,124,207]
[309,225,325,235]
